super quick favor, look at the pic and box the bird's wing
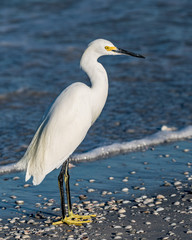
[23,83,92,185]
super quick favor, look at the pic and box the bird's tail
[0,121,45,177]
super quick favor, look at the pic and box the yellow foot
[53,213,96,226]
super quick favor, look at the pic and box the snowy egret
[18,39,145,225]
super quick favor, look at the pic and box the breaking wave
[0,125,192,174]
[70,125,192,161]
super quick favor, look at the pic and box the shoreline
[0,140,191,239]
[0,182,192,240]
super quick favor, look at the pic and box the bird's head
[88,39,145,58]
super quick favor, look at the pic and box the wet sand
[0,140,191,239]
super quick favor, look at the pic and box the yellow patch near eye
[105,46,117,51]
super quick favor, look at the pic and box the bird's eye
[105,46,110,51]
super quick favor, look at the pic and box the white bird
[17,39,145,225]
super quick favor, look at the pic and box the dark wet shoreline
[0,140,191,239]
[0,177,192,240]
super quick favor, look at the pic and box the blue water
[0,0,192,163]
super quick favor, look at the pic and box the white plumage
[19,39,112,185]
[24,83,93,185]
[18,39,144,186]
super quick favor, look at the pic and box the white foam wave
[0,125,192,174]
[0,162,24,175]
[70,125,192,162]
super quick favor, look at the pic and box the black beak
[113,48,145,59]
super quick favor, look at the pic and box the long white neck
[80,47,109,124]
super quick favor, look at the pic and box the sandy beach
[0,140,191,240]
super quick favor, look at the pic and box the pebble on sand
[118,208,126,214]
[10,195,17,199]
[89,179,95,183]
[121,188,129,192]
[15,200,24,205]
[174,181,182,186]
[87,188,95,193]
[156,194,165,199]
[108,177,114,180]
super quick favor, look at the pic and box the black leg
[58,161,68,219]
[64,159,72,214]
[53,159,96,225]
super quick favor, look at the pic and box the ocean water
[0,0,192,165]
